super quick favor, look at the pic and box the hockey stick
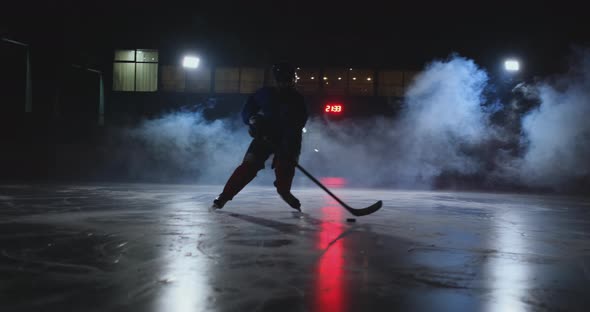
[295,163,383,217]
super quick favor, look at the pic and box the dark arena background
[1,2,589,311]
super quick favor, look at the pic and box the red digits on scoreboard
[325,104,343,114]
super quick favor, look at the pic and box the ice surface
[0,183,589,311]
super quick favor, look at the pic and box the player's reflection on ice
[314,185,349,312]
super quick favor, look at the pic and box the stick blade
[347,200,383,217]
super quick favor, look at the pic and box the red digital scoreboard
[324,103,343,114]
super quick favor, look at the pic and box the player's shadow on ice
[220,211,323,236]
[220,211,363,251]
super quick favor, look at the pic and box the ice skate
[210,195,229,212]
[280,192,301,212]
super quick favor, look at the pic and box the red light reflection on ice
[315,205,347,312]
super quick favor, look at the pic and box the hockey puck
[346,218,356,223]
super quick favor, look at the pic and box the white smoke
[113,56,495,189]
[118,110,251,184]
[110,50,590,194]
[300,55,493,188]
[394,56,492,186]
[518,49,590,189]
[299,116,400,187]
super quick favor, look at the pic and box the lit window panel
[112,49,159,92]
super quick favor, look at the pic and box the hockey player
[212,62,308,211]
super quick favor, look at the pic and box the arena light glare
[182,56,200,69]
[504,59,520,72]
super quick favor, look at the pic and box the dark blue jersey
[241,86,308,156]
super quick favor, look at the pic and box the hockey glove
[248,114,266,138]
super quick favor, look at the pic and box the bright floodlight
[504,59,520,72]
[183,56,200,69]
